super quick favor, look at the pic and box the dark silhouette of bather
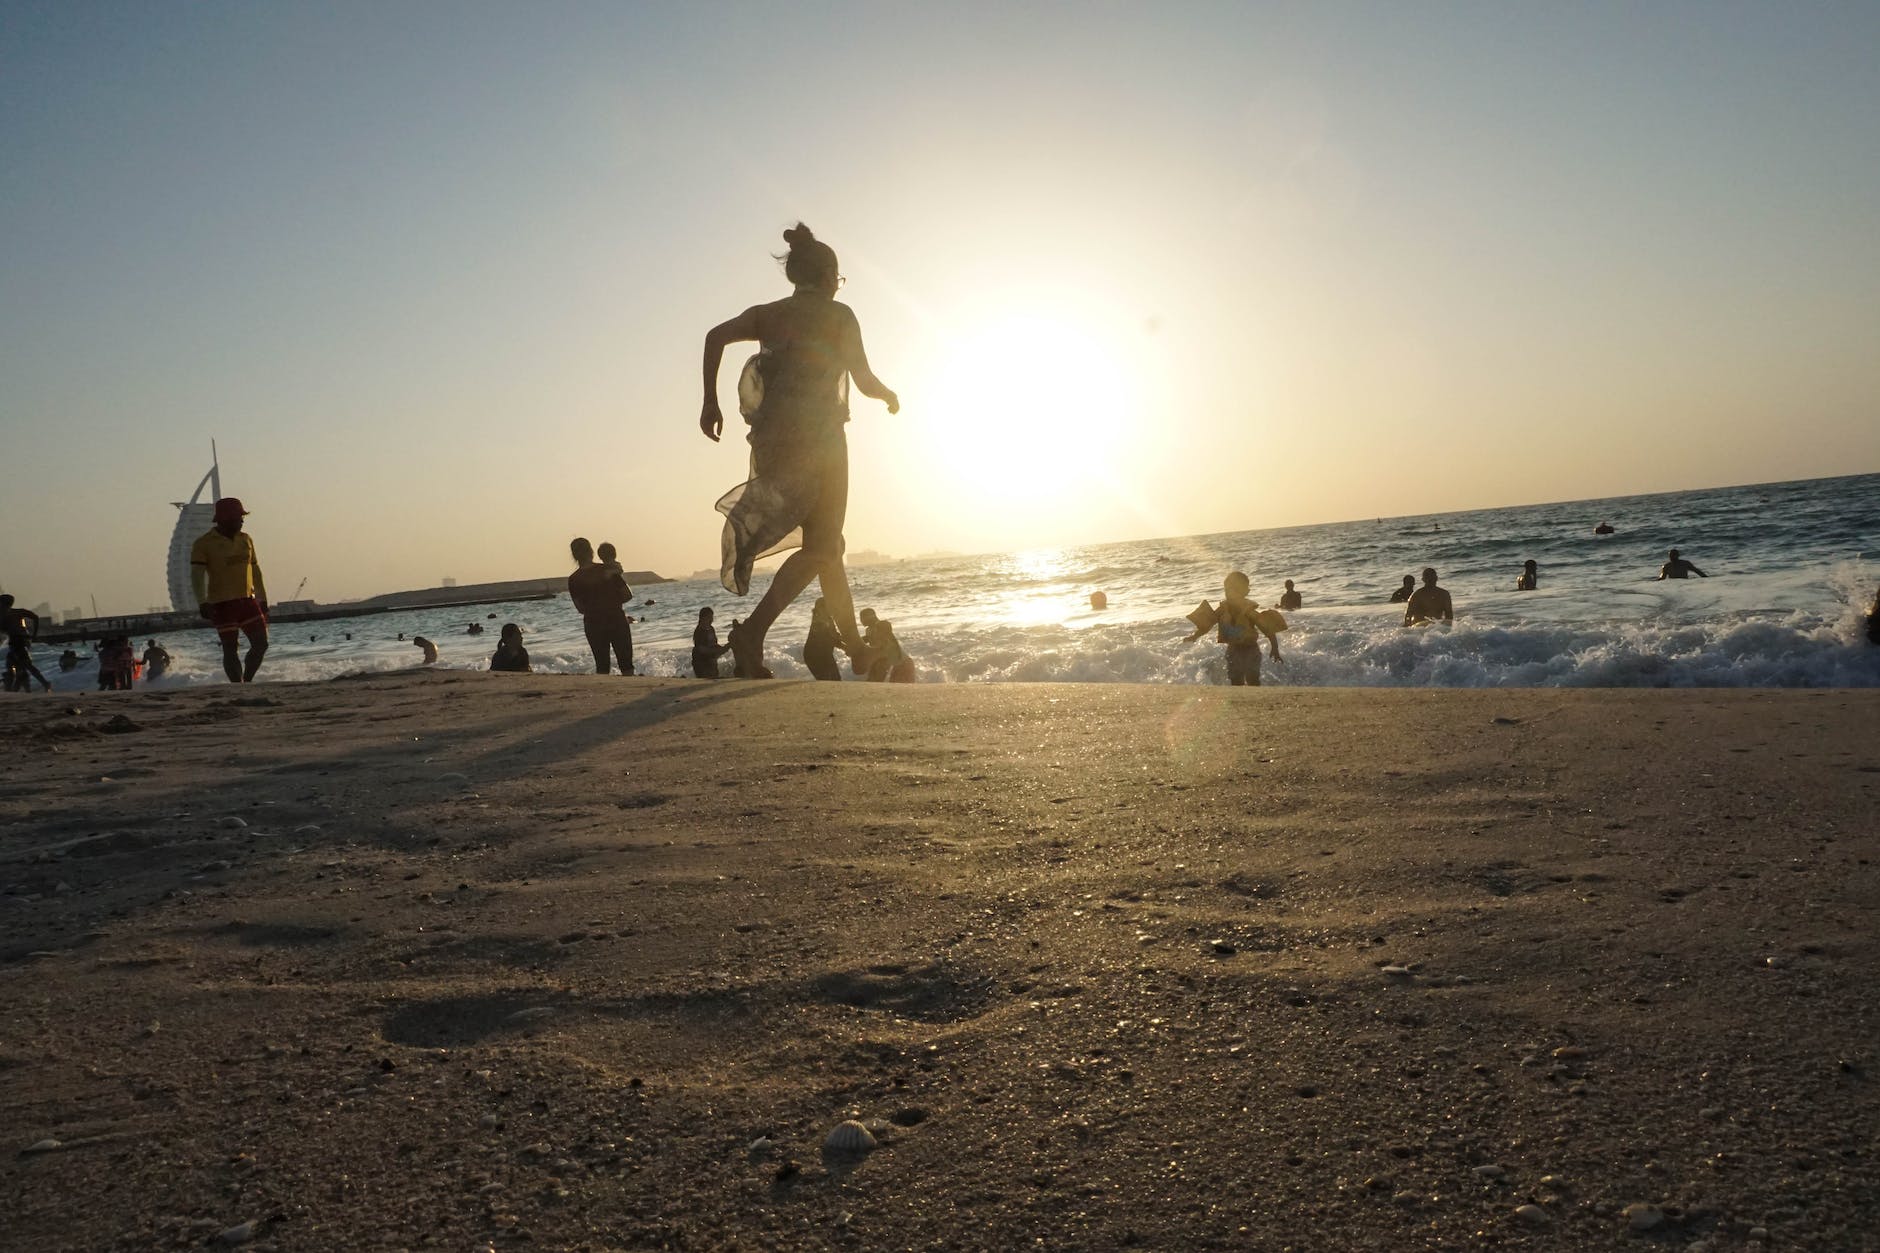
[803,597,844,681]
[490,623,531,672]
[1389,575,1415,604]
[1658,549,1707,580]
[1278,579,1302,611]
[701,223,900,679]
[692,607,734,679]
[1404,567,1454,626]
[1515,559,1538,591]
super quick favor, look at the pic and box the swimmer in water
[1657,549,1707,580]
[691,607,733,679]
[803,598,843,681]
[1278,579,1302,611]
[1389,575,1415,604]
[413,636,438,665]
[1594,520,1615,535]
[1186,571,1281,686]
[1515,559,1538,591]
[489,623,530,672]
[1404,567,1454,626]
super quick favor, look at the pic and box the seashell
[1380,965,1413,978]
[219,816,248,830]
[22,1138,61,1154]
[823,1120,877,1154]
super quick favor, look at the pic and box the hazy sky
[4,1,1877,613]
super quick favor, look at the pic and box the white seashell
[23,1138,61,1153]
[823,1120,877,1153]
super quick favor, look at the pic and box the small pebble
[1472,1164,1506,1180]
[218,1220,257,1246]
[1380,965,1413,978]
[1553,1045,1588,1059]
[219,817,248,830]
[22,1138,61,1154]
[1624,1202,1665,1231]
[1514,1204,1550,1225]
[478,1114,500,1129]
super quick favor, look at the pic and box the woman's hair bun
[782,222,816,247]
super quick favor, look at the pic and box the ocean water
[21,474,1880,692]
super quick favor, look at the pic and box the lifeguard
[190,496,270,683]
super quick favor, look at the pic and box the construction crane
[291,578,308,603]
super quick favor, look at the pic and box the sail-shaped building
[166,448,221,613]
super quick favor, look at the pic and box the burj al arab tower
[166,446,222,613]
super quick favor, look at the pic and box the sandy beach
[1,675,1875,1250]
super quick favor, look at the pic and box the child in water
[691,608,733,678]
[858,608,916,682]
[1187,571,1282,686]
[489,623,530,672]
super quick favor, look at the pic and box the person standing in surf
[700,223,900,678]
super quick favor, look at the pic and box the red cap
[213,497,248,522]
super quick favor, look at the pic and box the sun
[910,310,1139,516]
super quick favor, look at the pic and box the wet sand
[2,675,1876,1251]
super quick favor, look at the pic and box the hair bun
[782,222,815,246]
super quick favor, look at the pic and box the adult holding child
[700,223,900,679]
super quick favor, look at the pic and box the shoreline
[3,676,1876,1250]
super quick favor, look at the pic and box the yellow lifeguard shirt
[190,530,266,605]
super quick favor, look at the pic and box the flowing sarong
[716,347,849,594]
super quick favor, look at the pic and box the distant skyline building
[166,445,221,614]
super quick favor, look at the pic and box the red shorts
[210,597,268,644]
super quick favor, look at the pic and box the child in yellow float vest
[1185,571,1284,686]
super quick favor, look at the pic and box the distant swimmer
[1089,591,1108,611]
[142,639,171,680]
[1185,571,1282,686]
[190,497,269,683]
[859,608,916,682]
[803,597,843,681]
[691,607,733,679]
[1278,579,1302,611]
[1404,567,1454,626]
[413,636,439,665]
[58,649,80,673]
[1657,549,1708,580]
[464,622,483,636]
[1389,575,1415,604]
[490,623,531,672]
[1594,520,1615,535]
[1515,559,1538,591]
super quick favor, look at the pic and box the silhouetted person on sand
[1515,559,1538,591]
[413,636,439,665]
[803,597,844,681]
[142,639,171,680]
[859,608,915,682]
[692,607,733,678]
[1186,571,1281,686]
[1404,567,1453,626]
[1389,575,1415,604]
[568,536,634,674]
[190,497,269,682]
[490,623,530,672]
[1658,549,1707,580]
[2,595,51,692]
[1594,520,1615,535]
[1278,579,1302,611]
[702,222,900,679]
